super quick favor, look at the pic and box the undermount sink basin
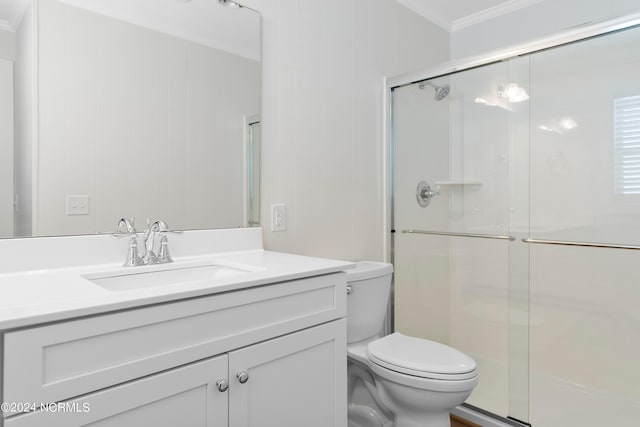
[84,262,252,292]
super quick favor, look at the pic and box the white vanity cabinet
[2,273,347,427]
[4,355,230,427]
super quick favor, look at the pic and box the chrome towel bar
[400,230,640,250]
[401,229,516,241]
[521,238,640,251]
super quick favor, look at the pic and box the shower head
[418,81,450,101]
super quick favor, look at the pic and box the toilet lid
[345,261,393,282]
[367,333,477,380]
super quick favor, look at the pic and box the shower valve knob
[421,188,438,198]
[416,181,439,207]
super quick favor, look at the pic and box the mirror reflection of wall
[1,0,261,239]
[246,116,260,227]
[0,58,13,238]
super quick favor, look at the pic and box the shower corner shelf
[435,181,482,188]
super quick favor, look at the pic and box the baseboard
[452,405,529,427]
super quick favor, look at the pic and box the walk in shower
[389,15,640,427]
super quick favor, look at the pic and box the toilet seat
[367,333,477,381]
[368,360,478,394]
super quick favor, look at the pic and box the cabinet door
[229,319,347,427]
[6,355,229,427]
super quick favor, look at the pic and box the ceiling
[395,0,543,31]
[0,0,261,61]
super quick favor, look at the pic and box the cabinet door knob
[216,379,229,392]
[236,371,249,384]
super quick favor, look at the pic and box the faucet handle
[157,235,173,263]
[112,218,137,238]
[111,218,144,266]
[124,236,144,267]
[156,221,182,263]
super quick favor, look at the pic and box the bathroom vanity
[0,228,351,427]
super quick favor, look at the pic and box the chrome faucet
[114,218,182,267]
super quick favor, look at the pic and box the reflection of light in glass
[537,117,579,134]
[474,97,511,111]
[498,83,529,103]
[559,117,578,130]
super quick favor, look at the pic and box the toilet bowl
[346,262,478,427]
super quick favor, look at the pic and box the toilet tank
[346,261,394,344]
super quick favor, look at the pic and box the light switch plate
[66,195,89,215]
[271,204,286,232]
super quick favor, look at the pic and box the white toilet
[346,261,478,427]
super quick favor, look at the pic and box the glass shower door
[392,18,640,427]
[527,25,640,427]
[392,58,530,422]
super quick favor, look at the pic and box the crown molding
[394,0,451,32]
[452,0,544,32]
[0,0,30,32]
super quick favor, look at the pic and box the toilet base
[348,404,392,427]
[374,373,473,427]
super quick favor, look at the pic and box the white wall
[14,1,34,237]
[36,0,260,236]
[0,59,13,237]
[451,0,640,59]
[0,27,16,237]
[242,0,449,261]
[0,28,15,60]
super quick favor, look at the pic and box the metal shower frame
[382,11,640,427]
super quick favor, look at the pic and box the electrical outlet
[271,204,286,232]
[66,195,89,215]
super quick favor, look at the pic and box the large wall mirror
[0,0,261,239]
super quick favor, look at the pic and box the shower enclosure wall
[390,16,640,427]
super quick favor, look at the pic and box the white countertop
[0,229,355,330]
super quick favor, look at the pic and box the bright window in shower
[614,95,640,195]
